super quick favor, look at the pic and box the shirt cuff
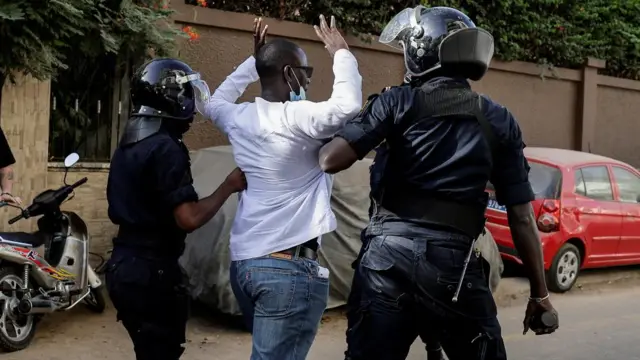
[495,182,535,207]
[334,48,353,60]
[333,49,359,74]
[238,56,259,83]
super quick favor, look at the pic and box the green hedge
[188,0,640,80]
[0,0,182,84]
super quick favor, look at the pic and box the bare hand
[523,297,559,335]
[1,193,21,206]
[224,167,247,193]
[253,17,268,56]
[313,15,349,57]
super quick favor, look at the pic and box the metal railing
[48,58,132,163]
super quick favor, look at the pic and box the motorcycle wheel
[0,267,37,352]
[84,285,106,313]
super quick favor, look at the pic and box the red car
[486,147,640,293]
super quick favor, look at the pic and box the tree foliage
[189,0,640,80]
[0,0,185,161]
[0,0,183,85]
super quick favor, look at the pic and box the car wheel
[546,243,581,293]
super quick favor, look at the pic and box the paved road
[3,284,640,359]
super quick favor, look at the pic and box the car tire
[546,243,581,293]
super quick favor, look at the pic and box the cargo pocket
[360,237,394,272]
[106,257,153,315]
[429,244,494,319]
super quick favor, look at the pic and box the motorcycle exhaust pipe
[17,298,56,314]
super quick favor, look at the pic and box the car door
[573,165,622,264]
[610,166,640,259]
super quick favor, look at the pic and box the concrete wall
[4,4,640,255]
[0,75,116,255]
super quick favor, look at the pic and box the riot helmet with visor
[379,6,494,81]
[130,58,211,120]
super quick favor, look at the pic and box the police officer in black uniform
[106,58,246,359]
[344,75,446,360]
[320,6,559,360]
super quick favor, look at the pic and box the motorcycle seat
[0,232,47,248]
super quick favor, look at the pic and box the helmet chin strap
[400,40,442,78]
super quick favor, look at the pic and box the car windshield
[487,161,562,199]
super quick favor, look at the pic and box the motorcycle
[0,153,105,352]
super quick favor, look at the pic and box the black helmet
[379,6,494,81]
[130,58,210,120]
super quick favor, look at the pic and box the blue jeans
[230,256,329,360]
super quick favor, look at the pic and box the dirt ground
[1,300,348,360]
[3,273,640,360]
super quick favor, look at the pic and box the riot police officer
[106,58,246,359]
[319,6,559,360]
[345,76,445,360]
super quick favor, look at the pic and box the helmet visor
[177,73,211,116]
[379,8,414,49]
[192,79,211,116]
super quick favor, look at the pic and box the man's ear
[283,65,294,84]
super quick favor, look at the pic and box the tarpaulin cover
[179,146,502,316]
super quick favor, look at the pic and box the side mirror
[64,153,80,168]
[63,153,80,185]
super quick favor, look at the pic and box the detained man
[203,16,363,360]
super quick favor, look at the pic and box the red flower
[197,0,207,7]
[182,25,200,42]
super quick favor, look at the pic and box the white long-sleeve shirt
[204,49,363,261]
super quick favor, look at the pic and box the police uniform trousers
[345,223,507,360]
[105,245,189,360]
[345,232,443,360]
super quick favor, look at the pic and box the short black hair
[255,38,303,80]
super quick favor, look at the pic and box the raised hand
[253,17,268,56]
[313,15,349,57]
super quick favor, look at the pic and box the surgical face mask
[286,67,306,101]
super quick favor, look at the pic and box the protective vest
[369,81,497,239]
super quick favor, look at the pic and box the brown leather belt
[270,238,318,261]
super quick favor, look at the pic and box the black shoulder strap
[475,95,498,160]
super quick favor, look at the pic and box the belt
[114,227,184,259]
[381,193,486,239]
[269,238,319,261]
